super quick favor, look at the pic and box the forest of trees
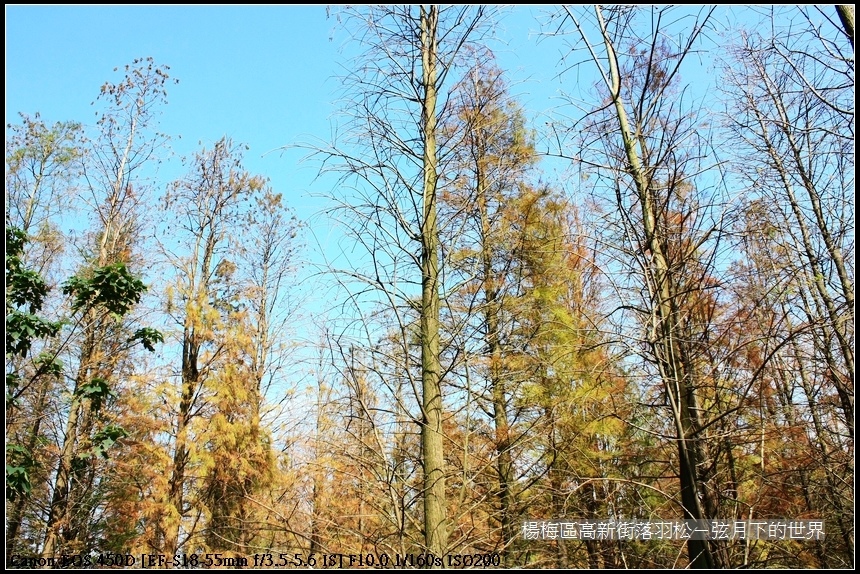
[5,5,854,569]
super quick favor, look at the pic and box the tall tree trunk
[42,307,105,559]
[41,393,84,559]
[162,336,198,559]
[478,135,515,567]
[595,6,718,567]
[419,4,447,559]
[40,74,146,558]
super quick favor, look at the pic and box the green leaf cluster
[62,262,147,317]
[5,227,61,358]
[88,425,129,460]
[5,444,34,501]
[5,227,159,502]
[128,327,164,352]
[75,377,113,413]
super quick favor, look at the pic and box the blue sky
[4,4,794,226]
[6,4,748,231]
[7,6,350,215]
[5,6,572,218]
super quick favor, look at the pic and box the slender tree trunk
[547,411,568,569]
[41,97,141,560]
[42,320,101,560]
[41,395,83,560]
[309,479,323,556]
[594,6,718,567]
[419,4,447,559]
[163,326,200,559]
[392,379,409,556]
[477,137,515,567]
[584,483,602,569]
